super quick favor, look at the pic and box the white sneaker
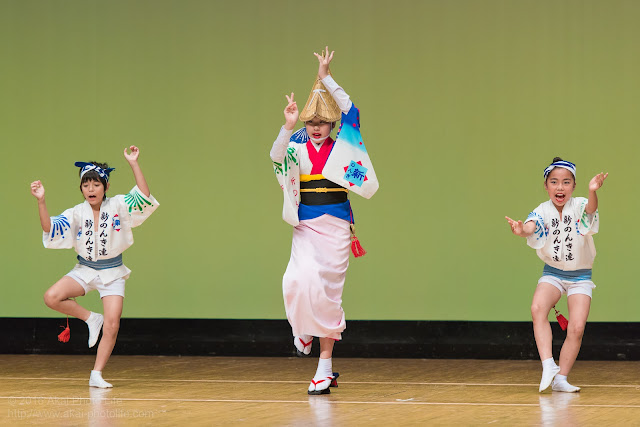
[539,365,561,392]
[89,370,113,388]
[86,312,104,348]
[552,379,581,392]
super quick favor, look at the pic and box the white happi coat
[525,197,599,271]
[43,185,159,283]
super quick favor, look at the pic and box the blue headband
[543,160,576,179]
[75,162,115,182]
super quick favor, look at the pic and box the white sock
[85,312,104,348]
[294,335,313,355]
[542,357,557,370]
[552,374,580,392]
[539,359,560,392]
[89,370,113,388]
[314,357,333,380]
[308,358,333,393]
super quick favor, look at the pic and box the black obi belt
[300,179,348,205]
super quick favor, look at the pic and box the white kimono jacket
[525,197,599,271]
[43,185,159,283]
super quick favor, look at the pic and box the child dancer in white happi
[270,48,374,395]
[30,146,159,388]
[506,157,608,393]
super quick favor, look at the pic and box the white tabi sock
[85,312,104,348]
[552,374,581,392]
[308,358,333,392]
[314,357,333,380]
[539,358,560,392]
[294,335,313,355]
[89,370,113,388]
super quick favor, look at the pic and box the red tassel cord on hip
[553,306,568,331]
[348,207,366,257]
[351,234,366,257]
[58,316,71,343]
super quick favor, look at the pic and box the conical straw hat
[299,73,342,123]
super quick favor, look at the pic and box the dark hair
[79,161,110,200]
[552,157,563,163]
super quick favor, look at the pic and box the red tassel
[58,317,70,343]
[351,235,367,257]
[348,214,366,258]
[553,307,568,331]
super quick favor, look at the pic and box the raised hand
[124,145,140,163]
[589,172,608,192]
[30,180,45,200]
[284,92,298,130]
[313,46,334,80]
[505,216,525,236]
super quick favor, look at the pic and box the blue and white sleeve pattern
[525,210,547,249]
[43,208,76,249]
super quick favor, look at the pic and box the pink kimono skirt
[282,214,350,340]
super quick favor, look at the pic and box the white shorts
[66,271,126,298]
[538,275,595,298]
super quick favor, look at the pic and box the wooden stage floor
[0,355,638,425]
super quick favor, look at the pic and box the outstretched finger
[505,216,515,224]
[285,92,294,104]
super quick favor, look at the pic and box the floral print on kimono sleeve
[525,208,547,250]
[119,186,160,228]
[575,197,599,236]
[43,207,77,249]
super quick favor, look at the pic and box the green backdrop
[1,0,638,321]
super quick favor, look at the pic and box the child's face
[544,168,576,208]
[81,179,109,207]
[305,118,332,141]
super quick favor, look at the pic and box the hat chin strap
[309,135,329,144]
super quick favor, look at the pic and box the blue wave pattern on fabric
[543,264,592,281]
[526,212,547,242]
[291,128,310,144]
[50,215,71,240]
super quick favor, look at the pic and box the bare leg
[93,295,123,371]
[43,276,90,321]
[319,338,335,359]
[531,283,562,360]
[558,294,591,376]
